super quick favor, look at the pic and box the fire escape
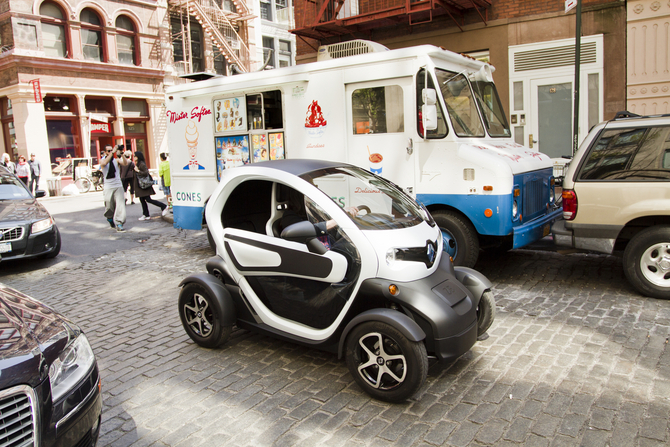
[168,0,255,74]
[291,0,491,41]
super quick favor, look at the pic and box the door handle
[529,134,538,148]
[407,138,413,155]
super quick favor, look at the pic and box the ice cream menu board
[269,132,285,160]
[251,134,269,163]
[214,97,246,132]
[215,135,250,181]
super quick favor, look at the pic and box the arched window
[116,15,138,66]
[80,8,105,62]
[40,1,69,58]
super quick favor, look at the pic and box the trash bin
[46,178,62,197]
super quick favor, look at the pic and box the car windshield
[435,69,485,137]
[469,77,511,137]
[0,171,32,200]
[301,166,427,230]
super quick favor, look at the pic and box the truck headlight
[49,334,95,402]
[512,200,518,218]
[31,218,53,234]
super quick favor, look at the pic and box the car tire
[345,321,428,402]
[476,290,496,339]
[624,226,670,300]
[179,283,232,348]
[433,210,479,268]
[44,228,61,259]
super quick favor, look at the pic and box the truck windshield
[470,78,512,137]
[435,69,485,137]
[301,166,427,230]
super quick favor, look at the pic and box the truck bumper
[512,207,563,249]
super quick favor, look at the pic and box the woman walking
[15,155,30,186]
[133,151,168,220]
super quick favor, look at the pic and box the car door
[219,178,353,332]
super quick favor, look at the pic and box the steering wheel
[356,205,371,215]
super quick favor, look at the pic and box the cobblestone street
[2,228,670,447]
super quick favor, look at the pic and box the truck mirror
[422,104,438,131]
[422,88,437,105]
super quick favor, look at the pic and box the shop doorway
[125,137,147,166]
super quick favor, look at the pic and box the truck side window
[351,86,404,134]
[435,69,485,138]
[416,69,447,139]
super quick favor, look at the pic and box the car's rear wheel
[179,283,231,348]
[624,226,670,300]
[345,321,427,402]
[476,290,496,339]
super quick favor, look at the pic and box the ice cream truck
[166,41,562,267]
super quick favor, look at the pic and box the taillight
[562,190,577,220]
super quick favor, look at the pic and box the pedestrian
[28,153,41,194]
[133,151,168,220]
[15,155,30,186]
[120,150,135,205]
[1,153,15,174]
[158,152,171,210]
[100,144,129,232]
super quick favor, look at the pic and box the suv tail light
[562,190,577,220]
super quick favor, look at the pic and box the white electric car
[178,159,495,402]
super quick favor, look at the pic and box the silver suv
[552,112,670,299]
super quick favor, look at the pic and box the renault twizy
[179,159,495,402]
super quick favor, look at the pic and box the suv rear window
[578,126,670,181]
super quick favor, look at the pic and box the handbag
[137,172,153,189]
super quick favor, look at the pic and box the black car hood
[0,285,74,390]
[0,198,51,225]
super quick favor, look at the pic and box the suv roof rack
[613,111,670,120]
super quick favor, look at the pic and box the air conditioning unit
[317,40,389,61]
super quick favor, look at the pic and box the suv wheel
[624,226,670,300]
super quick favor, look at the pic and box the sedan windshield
[0,171,32,200]
[301,166,427,230]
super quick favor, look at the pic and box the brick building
[291,0,626,160]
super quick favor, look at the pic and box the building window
[116,15,138,66]
[213,45,226,75]
[40,1,68,58]
[276,0,287,10]
[278,39,291,67]
[262,36,275,69]
[171,18,204,73]
[81,8,105,62]
[260,0,272,21]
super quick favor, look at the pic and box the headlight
[31,218,53,234]
[386,248,396,266]
[512,200,518,218]
[49,334,95,402]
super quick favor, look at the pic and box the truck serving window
[435,69,485,138]
[470,78,511,138]
[416,69,447,139]
[351,86,404,134]
[247,90,283,130]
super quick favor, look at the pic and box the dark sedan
[0,166,60,261]
[0,283,101,446]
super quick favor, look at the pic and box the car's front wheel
[179,283,232,348]
[624,226,670,300]
[345,321,427,402]
[476,290,496,339]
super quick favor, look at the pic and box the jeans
[140,196,166,217]
[103,187,126,225]
[29,176,39,194]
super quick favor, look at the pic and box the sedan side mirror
[280,221,327,255]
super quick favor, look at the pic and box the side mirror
[281,221,327,255]
[35,190,46,198]
[422,89,438,131]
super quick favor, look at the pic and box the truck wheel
[623,226,670,300]
[433,210,479,267]
[179,283,232,348]
[477,290,496,339]
[345,321,427,402]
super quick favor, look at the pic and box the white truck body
[166,42,561,266]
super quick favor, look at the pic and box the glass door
[530,77,573,159]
